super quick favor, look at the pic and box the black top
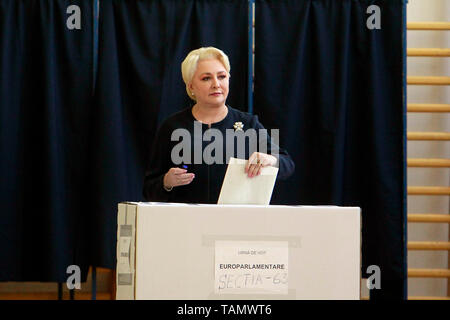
[143,106,295,203]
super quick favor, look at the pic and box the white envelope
[217,157,279,205]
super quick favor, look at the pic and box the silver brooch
[233,122,244,131]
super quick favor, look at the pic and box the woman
[143,47,294,203]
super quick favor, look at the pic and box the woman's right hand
[163,168,195,188]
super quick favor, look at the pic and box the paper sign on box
[215,241,289,295]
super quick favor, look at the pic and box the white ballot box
[116,202,361,300]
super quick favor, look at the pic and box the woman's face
[189,59,229,108]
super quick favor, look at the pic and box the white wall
[406,0,449,298]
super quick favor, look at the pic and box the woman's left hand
[245,152,278,178]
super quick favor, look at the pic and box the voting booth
[116,203,361,300]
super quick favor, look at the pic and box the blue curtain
[0,0,248,282]
[254,0,407,299]
[0,0,93,281]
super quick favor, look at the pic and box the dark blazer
[143,106,295,203]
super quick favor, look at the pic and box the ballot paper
[217,157,278,205]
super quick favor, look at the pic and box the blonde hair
[181,47,231,100]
